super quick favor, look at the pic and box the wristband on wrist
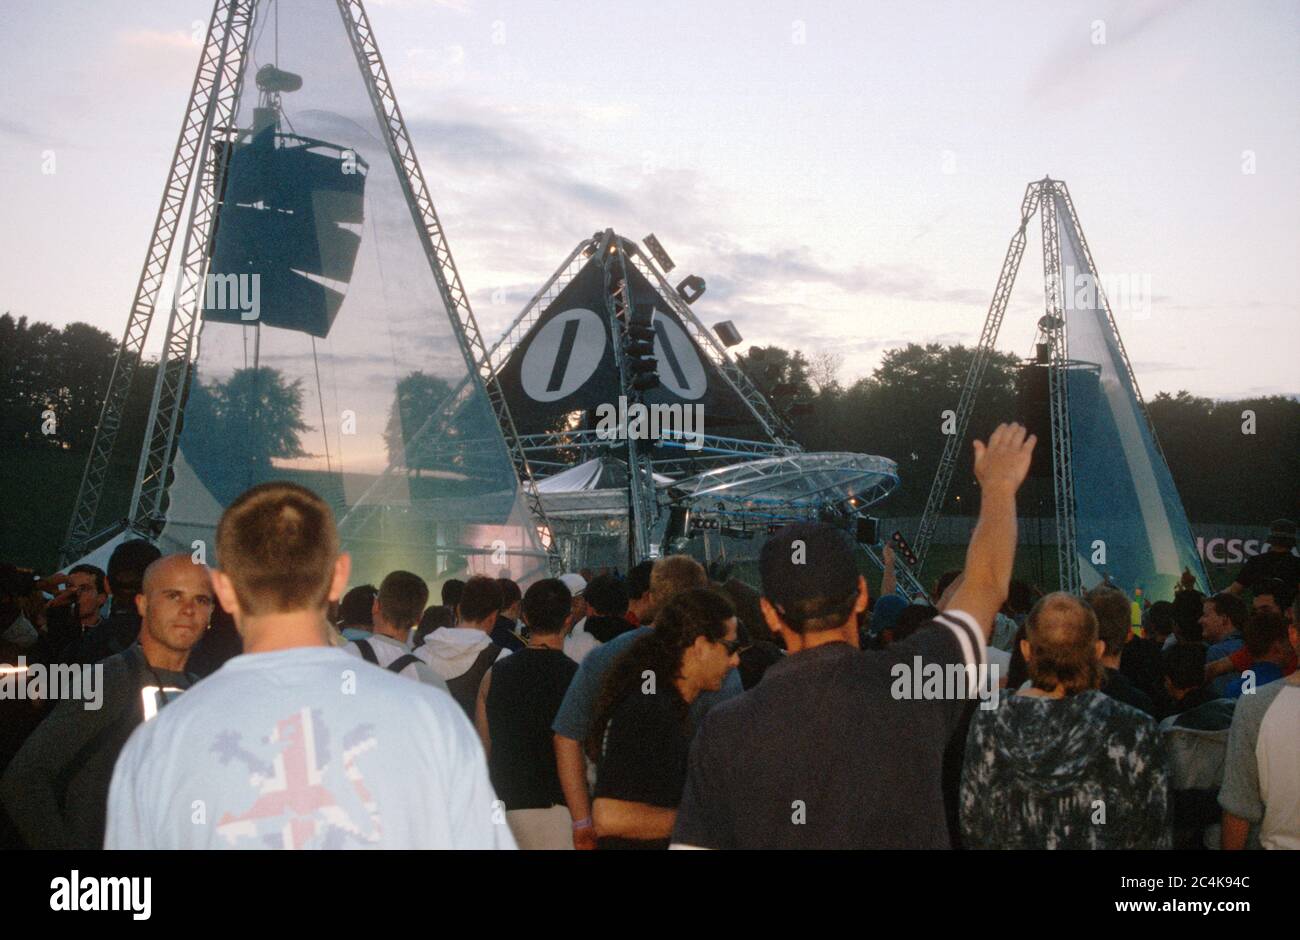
[572,817,593,831]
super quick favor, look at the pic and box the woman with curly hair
[586,587,739,849]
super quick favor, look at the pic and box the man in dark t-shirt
[1229,519,1300,597]
[477,579,577,849]
[1088,586,1156,716]
[0,554,212,848]
[593,692,690,850]
[670,423,1036,849]
[491,578,526,652]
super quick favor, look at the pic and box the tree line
[1,313,1295,570]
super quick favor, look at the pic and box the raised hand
[972,423,1036,496]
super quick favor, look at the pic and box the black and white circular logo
[519,308,607,402]
[651,311,707,400]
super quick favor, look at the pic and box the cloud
[1026,0,1190,108]
[1130,359,1187,373]
[0,118,74,149]
[114,29,201,51]
[370,0,475,11]
[701,242,988,307]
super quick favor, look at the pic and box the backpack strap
[354,639,379,665]
[388,654,421,675]
[445,644,505,716]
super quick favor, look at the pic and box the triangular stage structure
[468,230,914,581]
[913,178,1209,599]
[60,0,559,586]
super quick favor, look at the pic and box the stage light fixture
[642,233,675,273]
[890,530,919,567]
[713,320,743,347]
[676,274,706,304]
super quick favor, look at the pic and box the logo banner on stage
[495,255,766,444]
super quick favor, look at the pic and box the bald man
[0,554,213,848]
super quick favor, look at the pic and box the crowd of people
[0,423,1296,850]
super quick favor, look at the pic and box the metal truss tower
[60,0,562,572]
[911,177,1153,595]
[60,0,257,564]
[912,179,1042,579]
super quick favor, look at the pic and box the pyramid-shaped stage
[913,178,1209,599]
[62,0,556,586]
[474,230,906,572]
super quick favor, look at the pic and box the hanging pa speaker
[1015,363,1053,479]
[855,516,880,546]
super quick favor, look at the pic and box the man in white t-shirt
[1219,595,1300,850]
[104,481,513,850]
[344,570,445,689]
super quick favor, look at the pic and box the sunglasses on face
[722,639,743,655]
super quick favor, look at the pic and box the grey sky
[1,0,1296,399]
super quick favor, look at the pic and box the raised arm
[881,544,898,598]
[948,423,1036,640]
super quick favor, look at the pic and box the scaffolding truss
[60,0,562,574]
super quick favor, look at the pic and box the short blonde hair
[216,482,338,616]
[1025,592,1104,696]
[649,555,708,610]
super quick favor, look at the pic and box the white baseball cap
[559,573,587,596]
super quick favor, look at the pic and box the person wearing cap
[867,594,910,646]
[1227,519,1300,599]
[669,423,1036,849]
[563,574,635,665]
[558,573,594,662]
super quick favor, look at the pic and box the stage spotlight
[676,274,706,304]
[713,320,743,347]
[664,505,691,546]
[256,64,303,93]
[624,302,659,391]
[642,233,675,273]
[890,530,918,567]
